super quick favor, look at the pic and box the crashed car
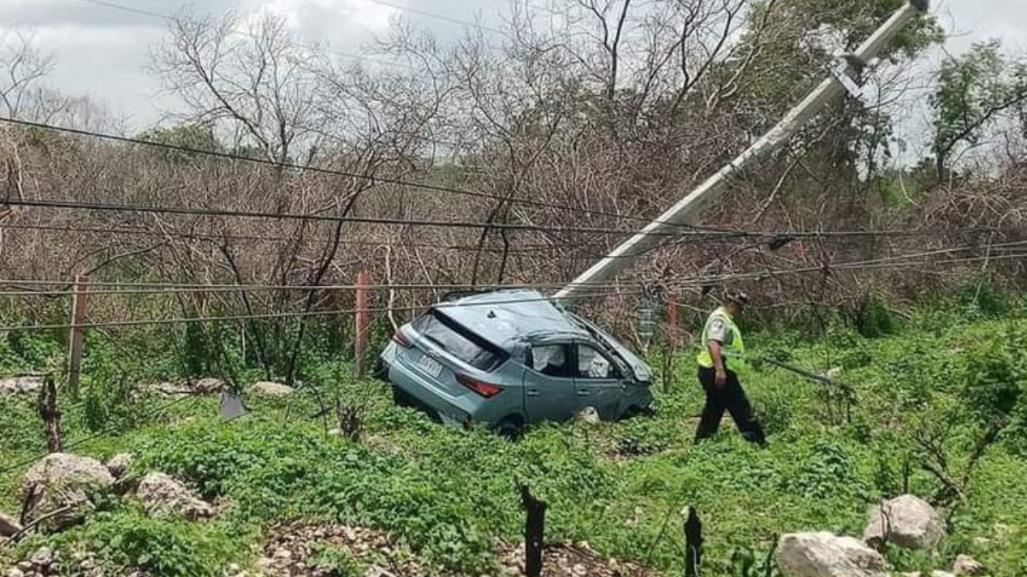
[377,289,653,437]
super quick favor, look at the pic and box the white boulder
[22,453,114,531]
[576,406,601,425]
[193,378,225,394]
[0,510,21,536]
[952,554,984,576]
[864,495,944,550]
[0,376,43,396]
[105,453,133,479]
[248,381,295,397]
[777,532,889,577]
[135,472,214,520]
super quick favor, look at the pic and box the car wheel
[494,416,524,441]
[621,405,655,420]
[372,358,389,382]
[392,386,414,408]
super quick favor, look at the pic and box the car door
[522,343,580,423]
[573,344,627,420]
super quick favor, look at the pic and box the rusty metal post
[519,483,547,577]
[354,270,371,378]
[67,275,89,398]
[667,296,680,349]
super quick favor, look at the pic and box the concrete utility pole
[555,0,930,301]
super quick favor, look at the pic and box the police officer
[695,289,766,445]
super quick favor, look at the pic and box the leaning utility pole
[555,0,930,300]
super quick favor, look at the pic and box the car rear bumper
[379,344,481,427]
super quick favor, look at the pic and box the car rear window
[412,311,505,371]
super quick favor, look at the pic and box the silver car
[377,290,654,437]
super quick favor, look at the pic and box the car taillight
[392,329,413,348]
[456,374,503,399]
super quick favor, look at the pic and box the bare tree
[0,31,55,119]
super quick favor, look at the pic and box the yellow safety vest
[696,307,746,370]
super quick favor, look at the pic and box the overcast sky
[1,0,1025,136]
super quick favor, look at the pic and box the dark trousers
[695,366,766,445]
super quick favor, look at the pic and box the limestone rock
[0,510,21,537]
[105,453,133,479]
[864,495,944,550]
[193,378,225,394]
[22,453,114,531]
[777,532,889,577]
[576,406,601,425]
[135,473,214,520]
[952,554,984,576]
[248,381,295,397]
[0,376,43,396]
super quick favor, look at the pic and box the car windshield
[412,311,505,371]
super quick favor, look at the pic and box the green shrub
[958,276,1010,318]
[53,508,239,577]
[854,294,900,339]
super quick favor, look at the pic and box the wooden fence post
[666,296,680,349]
[519,483,547,577]
[684,506,703,577]
[67,275,89,398]
[37,376,62,453]
[354,270,371,378]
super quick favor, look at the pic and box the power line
[5,118,1022,243]
[0,222,628,255]
[65,0,418,71]
[70,0,171,20]
[0,116,735,236]
[0,289,638,332]
[0,391,200,477]
[1,196,733,238]
[5,239,1025,297]
[359,0,511,37]
[3,245,1023,332]
[0,279,646,297]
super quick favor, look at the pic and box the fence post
[684,506,703,577]
[67,274,89,398]
[38,375,62,453]
[519,483,547,577]
[666,295,679,349]
[354,270,371,378]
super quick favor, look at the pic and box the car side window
[576,345,619,379]
[530,345,570,378]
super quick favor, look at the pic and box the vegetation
[2,294,1025,576]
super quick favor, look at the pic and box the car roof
[433,289,589,350]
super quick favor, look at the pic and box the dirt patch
[257,522,441,577]
[256,524,654,577]
[497,542,654,577]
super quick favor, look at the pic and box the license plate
[417,355,443,378]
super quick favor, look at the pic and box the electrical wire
[66,0,418,71]
[3,246,1024,332]
[4,239,1025,297]
[359,0,511,37]
[0,117,724,236]
[0,392,201,477]
[0,280,646,298]
[0,289,641,332]
[0,222,625,254]
[4,118,1023,243]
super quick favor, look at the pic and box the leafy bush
[958,276,1011,319]
[853,293,900,338]
[52,508,239,577]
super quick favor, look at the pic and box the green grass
[2,301,1026,576]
